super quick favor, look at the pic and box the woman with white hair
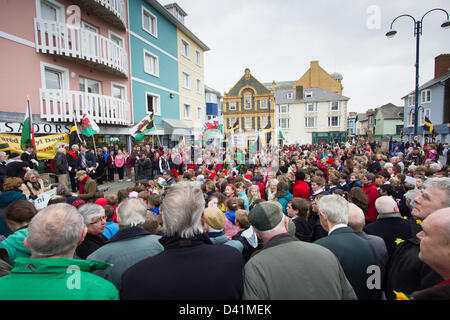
[20,170,51,200]
[75,204,107,259]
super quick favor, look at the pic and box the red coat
[363,182,379,222]
[292,180,311,200]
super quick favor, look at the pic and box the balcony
[40,89,131,125]
[34,18,128,77]
[71,0,127,30]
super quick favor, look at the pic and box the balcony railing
[34,18,128,77]
[70,0,127,29]
[40,89,131,125]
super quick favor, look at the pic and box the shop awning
[163,118,192,136]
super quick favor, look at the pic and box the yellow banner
[0,133,69,160]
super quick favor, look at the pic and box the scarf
[78,175,89,194]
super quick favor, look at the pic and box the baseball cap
[249,201,283,231]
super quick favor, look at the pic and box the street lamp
[386,8,450,139]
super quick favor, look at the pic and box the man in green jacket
[0,203,118,300]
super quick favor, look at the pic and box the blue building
[205,85,223,120]
[402,55,450,143]
[347,112,357,138]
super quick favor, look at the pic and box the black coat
[6,161,28,179]
[364,215,413,258]
[385,237,443,300]
[75,233,107,260]
[292,217,313,242]
[0,162,6,191]
[120,233,244,300]
[76,151,96,170]
[138,158,152,177]
[20,151,37,169]
[53,152,68,174]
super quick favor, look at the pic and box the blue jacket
[238,192,249,211]
[277,191,293,216]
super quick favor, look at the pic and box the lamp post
[386,8,450,139]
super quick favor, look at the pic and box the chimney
[435,54,450,79]
[296,85,303,100]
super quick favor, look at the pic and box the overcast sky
[159,0,450,114]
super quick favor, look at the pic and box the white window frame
[286,92,294,99]
[229,101,237,111]
[279,104,289,114]
[181,38,190,58]
[36,0,65,22]
[421,89,431,104]
[183,103,192,120]
[330,101,340,111]
[108,30,124,48]
[279,118,289,129]
[305,103,317,112]
[182,72,190,89]
[419,108,432,126]
[146,91,160,116]
[40,62,69,90]
[408,111,415,127]
[142,6,158,38]
[245,117,252,129]
[260,99,267,109]
[408,95,415,107]
[304,91,313,98]
[79,77,102,95]
[305,116,316,128]
[244,96,252,110]
[260,116,268,129]
[195,50,201,66]
[197,107,203,122]
[328,116,340,127]
[111,82,127,101]
[143,49,159,77]
[196,79,201,93]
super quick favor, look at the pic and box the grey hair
[347,203,365,233]
[27,169,40,178]
[27,203,84,258]
[404,190,421,201]
[116,198,147,227]
[317,194,349,224]
[78,204,105,225]
[0,151,6,157]
[56,184,69,195]
[423,177,450,207]
[161,181,205,238]
[375,196,398,215]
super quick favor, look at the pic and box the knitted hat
[249,202,283,231]
[94,198,108,206]
[204,207,226,231]
[75,170,86,179]
[71,199,85,209]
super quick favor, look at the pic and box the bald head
[347,203,365,233]
[375,196,399,215]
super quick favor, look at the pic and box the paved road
[97,177,136,196]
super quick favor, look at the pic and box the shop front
[312,132,347,145]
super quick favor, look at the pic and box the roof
[227,70,271,96]
[274,87,350,104]
[263,80,297,90]
[357,113,368,122]
[402,70,450,99]
[376,103,403,120]
[164,3,187,17]
[204,85,222,97]
[145,0,210,51]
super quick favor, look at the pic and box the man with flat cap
[243,201,356,300]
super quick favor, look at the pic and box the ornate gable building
[223,68,275,144]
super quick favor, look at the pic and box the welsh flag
[20,97,36,150]
[279,130,286,141]
[81,113,100,137]
[203,116,223,140]
[131,113,154,141]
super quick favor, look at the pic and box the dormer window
[304,91,313,98]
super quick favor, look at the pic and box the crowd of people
[0,138,449,300]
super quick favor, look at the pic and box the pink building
[0,0,132,147]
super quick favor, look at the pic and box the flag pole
[72,111,85,145]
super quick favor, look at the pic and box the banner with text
[0,133,69,160]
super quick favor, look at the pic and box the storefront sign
[0,133,69,160]
[0,121,72,134]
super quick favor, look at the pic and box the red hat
[95,198,108,206]
[327,158,334,164]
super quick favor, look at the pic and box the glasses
[90,216,107,225]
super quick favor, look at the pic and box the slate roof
[227,74,271,96]
[273,87,350,104]
[376,103,403,120]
